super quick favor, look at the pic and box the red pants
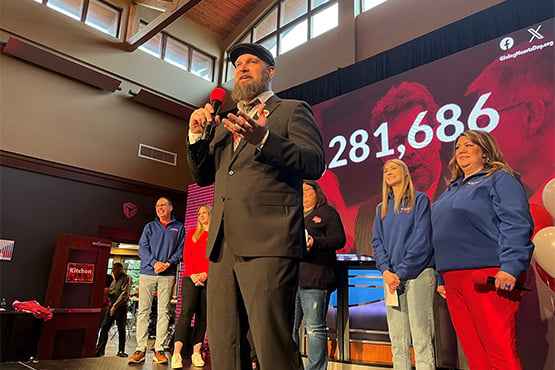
[442,268,523,370]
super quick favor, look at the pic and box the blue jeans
[386,267,436,370]
[293,287,330,370]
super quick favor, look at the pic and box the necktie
[233,133,240,151]
[234,99,260,151]
[239,99,261,115]
[247,99,260,112]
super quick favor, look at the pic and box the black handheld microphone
[471,271,532,291]
[200,88,227,142]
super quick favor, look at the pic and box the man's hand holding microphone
[189,87,268,146]
[189,88,227,141]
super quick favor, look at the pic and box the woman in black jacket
[293,180,346,370]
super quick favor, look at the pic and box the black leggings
[174,275,207,347]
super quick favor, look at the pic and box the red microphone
[471,271,531,291]
[200,88,227,141]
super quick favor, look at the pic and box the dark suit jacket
[188,95,325,260]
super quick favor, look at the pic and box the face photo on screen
[369,82,445,200]
[465,40,554,203]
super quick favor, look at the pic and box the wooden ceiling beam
[125,2,138,43]
[123,0,201,52]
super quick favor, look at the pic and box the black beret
[229,43,275,67]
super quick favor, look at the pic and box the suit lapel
[262,95,280,118]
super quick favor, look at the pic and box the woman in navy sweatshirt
[372,159,436,370]
[432,130,534,370]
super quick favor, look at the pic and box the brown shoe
[128,350,145,364]
[153,350,168,364]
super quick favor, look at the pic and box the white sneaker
[191,352,205,367]
[171,353,183,369]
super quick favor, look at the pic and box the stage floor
[1,326,390,370]
[1,358,389,370]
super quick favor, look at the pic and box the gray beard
[231,69,271,103]
[231,80,267,103]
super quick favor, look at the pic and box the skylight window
[228,0,339,81]
[35,0,121,38]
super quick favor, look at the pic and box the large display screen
[312,18,554,256]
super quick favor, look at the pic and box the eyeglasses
[475,100,528,127]
[496,100,529,114]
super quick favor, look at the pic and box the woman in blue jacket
[432,130,534,370]
[372,159,435,370]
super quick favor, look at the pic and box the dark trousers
[207,240,303,370]
[99,307,109,330]
[174,275,207,349]
[96,304,127,354]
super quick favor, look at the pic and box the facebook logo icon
[499,37,514,51]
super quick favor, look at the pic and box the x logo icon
[528,25,544,42]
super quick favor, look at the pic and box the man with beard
[186,43,325,370]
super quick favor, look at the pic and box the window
[107,257,141,290]
[85,0,121,37]
[312,0,330,7]
[280,19,308,54]
[359,0,388,14]
[259,37,278,58]
[47,0,83,20]
[142,33,163,58]
[226,60,235,82]
[138,22,162,57]
[139,21,215,82]
[191,50,214,81]
[254,7,278,42]
[281,0,307,26]
[165,36,190,71]
[227,0,338,80]
[36,0,121,37]
[312,2,338,38]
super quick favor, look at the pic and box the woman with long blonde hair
[172,204,212,369]
[372,159,435,370]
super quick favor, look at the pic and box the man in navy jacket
[129,197,185,365]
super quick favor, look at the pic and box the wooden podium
[37,234,111,360]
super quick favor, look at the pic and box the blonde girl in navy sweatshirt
[372,159,435,370]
